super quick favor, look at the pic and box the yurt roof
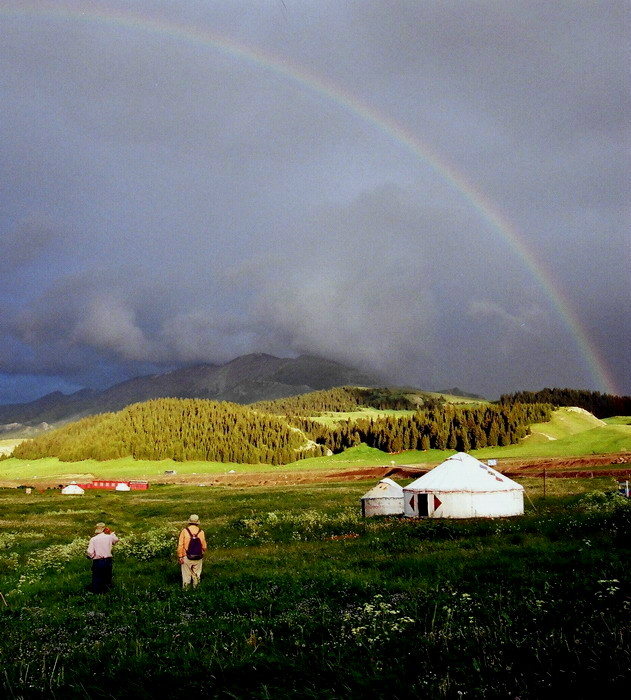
[361,477,404,499]
[404,452,523,493]
[62,484,85,494]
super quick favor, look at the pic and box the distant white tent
[403,452,524,519]
[61,482,85,496]
[361,477,404,517]
[115,482,131,491]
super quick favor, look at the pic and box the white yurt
[403,452,524,519]
[61,481,85,496]
[361,477,404,517]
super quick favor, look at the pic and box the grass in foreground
[0,478,629,699]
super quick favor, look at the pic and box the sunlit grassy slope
[473,407,630,459]
[313,393,487,426]
[314,408,416,426]
[0,407,628,483]
[604,416,631,425]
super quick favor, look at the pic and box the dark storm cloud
[0,0,628,401]
[0,214,60,270]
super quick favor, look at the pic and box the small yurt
[403,452,523,519]
[361,478,404,517]
[61,481,85,496]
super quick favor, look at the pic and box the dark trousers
[91,557,113,593]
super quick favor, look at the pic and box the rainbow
[2,1,618,394]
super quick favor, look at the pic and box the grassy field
[604,416,631,425]
[312,406,417,426]
[310,391,487,427]
[0,476,629,699]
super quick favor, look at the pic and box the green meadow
[1,407,629,696]
[473,407,631,459]
[0,476,629,699]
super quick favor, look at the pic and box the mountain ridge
[0,354,382,432]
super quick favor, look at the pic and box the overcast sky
[0,0,629,403]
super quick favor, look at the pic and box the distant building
[76,480,149,491]
[61,482,85,495]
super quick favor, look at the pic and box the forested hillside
[10,399,311,465]
[501,388,631,418]
[294,402,552,453]
[9,393,552,464]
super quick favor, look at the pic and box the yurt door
[417,493,429,517]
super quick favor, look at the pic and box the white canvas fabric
[403,452,524,518]
[361,477,404,499]
[405,452,523,493]
[61,483,85,495]
[361,477,405,517]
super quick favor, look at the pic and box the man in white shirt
[87,522,119,593]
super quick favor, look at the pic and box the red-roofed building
[77,480,149,491]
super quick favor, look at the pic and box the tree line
[292,402,551,454]
[8,394,552,465]
[500,388,631,419]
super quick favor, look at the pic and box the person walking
[177,514,207,588]
[86,522,119,593]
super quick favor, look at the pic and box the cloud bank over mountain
[0,0,628,402]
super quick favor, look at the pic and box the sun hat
[188,514,200,524]
[95,522,106,534]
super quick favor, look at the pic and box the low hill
[3,402,629,485]
[250,386,445,414]
[0,354,381,432]
[7,391,552,465]
[10,398,322,465]
[473,406,631,459]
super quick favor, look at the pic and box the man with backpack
[177,514,207,588]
